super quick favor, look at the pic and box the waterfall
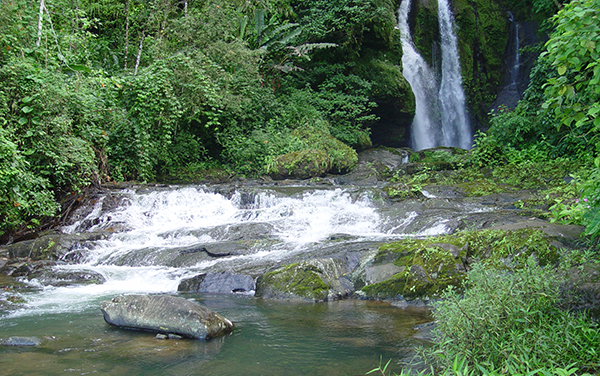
[508,12,520,91]
[491,12,521,111]
[437,0,471,149]
[398,0,472,150]
[398,0,441,150]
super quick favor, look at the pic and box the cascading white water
[6,185,494,318]
[398,0,472,150]
[398,0,441,150]
[437,0,472,149]
[8,188,393,316]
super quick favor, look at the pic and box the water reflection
[1,294,431,376]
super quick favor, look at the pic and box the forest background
[0,0,599,245]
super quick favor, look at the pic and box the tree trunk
[36,0,45,47]
[124,0,130,69]
[134,32,144,76]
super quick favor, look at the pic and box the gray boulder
[100,294,234,339]
[178,272,255,294]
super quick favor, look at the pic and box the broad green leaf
[69,64,92,73]
[557,65,567,75]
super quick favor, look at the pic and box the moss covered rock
[361,227,573,300]
[267,126,359,179]
[268,149,331,180]
[255,258,351,302]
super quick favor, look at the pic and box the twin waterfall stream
[399,0,472,150]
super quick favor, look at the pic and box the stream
[0,182,497,375]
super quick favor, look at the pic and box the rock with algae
[100,294,234,340]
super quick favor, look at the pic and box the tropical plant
[423,258,600,374]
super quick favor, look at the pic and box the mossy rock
[361,227,568,300]
[255,259,350,302]
[457,179,506,196]
[292,127,358,174]
[362,242,466,300]
[268,149,330,180]
[267,126,359,179]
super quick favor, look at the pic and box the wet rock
[337,147,410,185]
[255,258,351,302]
[27,267,106,287]
[100,294,235,340]
[1,337,42,346]
[3,232,111,262]
[178,273,254,294]
[412,321,437,342]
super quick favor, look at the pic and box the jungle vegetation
[1,0,600,374]
[0,0,598,245]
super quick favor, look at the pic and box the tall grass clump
[423,257,600,374]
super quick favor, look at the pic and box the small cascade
[437,0,472,149]
[492,12,522,111]
[508,12,521,91]
[398,0,472,150]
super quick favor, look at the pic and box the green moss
[267,125,358,179]
[412,0,439,66]
[260,263,329,300]
[458,178,506,196]
[362,228,562,299]
[268,149,330,179]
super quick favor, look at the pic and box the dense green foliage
[0,0,407,237]
[477,0,600,240]
[427,259,600,373]
[367,257,600,375]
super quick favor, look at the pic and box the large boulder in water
[100,294,234,339]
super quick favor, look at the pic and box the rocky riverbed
[1,147,599,316]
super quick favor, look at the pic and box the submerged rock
[1,336,42,346]
[100,294,234,340]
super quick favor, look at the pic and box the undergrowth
[366,257,600,375]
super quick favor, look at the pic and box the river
[1,182,496,375]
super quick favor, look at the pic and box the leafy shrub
[0,128,58,237]
[466,131,506,168]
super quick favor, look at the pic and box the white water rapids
[6,185,492,318]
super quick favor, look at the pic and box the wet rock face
[100,294,234,340]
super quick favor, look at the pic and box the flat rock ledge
[100,294,234,340]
